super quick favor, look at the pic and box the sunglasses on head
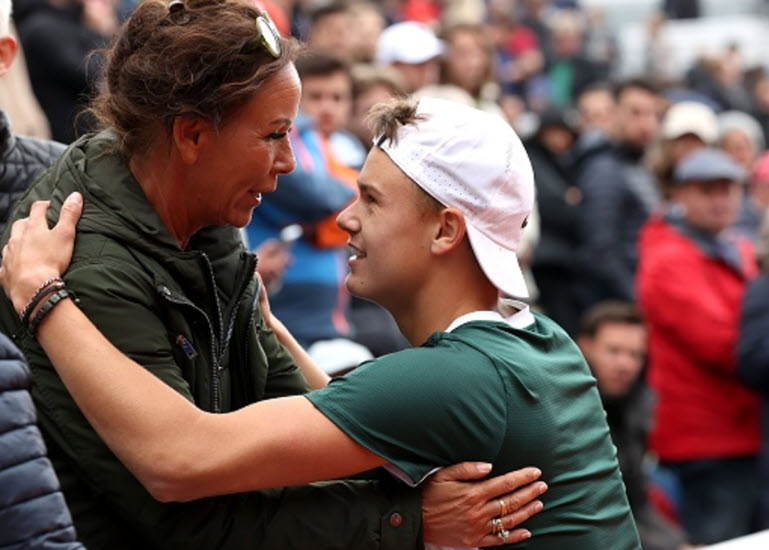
[167,0,282,58]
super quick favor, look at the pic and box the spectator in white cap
[0,97,642,549]
[662,101,718,164]
[375,21,443,93]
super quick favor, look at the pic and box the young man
[574,78,662,306]
[1,98,640,549]
[304,97,641,549]
[578,302,691,550]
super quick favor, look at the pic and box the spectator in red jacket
[637,147,761,545]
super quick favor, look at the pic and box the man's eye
[269,132,287,140]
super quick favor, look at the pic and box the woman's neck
[128,153,199,250]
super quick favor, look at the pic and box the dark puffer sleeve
[738,274,769,393]
[0,332,85,550]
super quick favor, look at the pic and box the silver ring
[497,528,510,542]
[491,517,503,534]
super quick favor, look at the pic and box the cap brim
[466,224,529,298]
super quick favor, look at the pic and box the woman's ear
[172,115,213,164]
[431,207,467,255]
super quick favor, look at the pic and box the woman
[0,1,541,549]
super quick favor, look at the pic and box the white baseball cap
[376,97,534,298]
[662,101,718,144]
[375,22,444,66]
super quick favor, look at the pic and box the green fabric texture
[308,314,642,550]
[0,132,422,550]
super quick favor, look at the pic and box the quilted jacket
[0,110,65,234]
[0,332,85,550]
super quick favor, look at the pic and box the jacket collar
[664,206,744,274]
[61,131,252,298]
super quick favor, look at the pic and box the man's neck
[388,270,498,347]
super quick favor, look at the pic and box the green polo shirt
[307,311,641,549]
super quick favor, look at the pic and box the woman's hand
[0,193,83,315]
[255,239,292,291]
[422,463,547,547]
[256,272,275,329]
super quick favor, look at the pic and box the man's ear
[172,114,214,164]
[431,207,467,255]
[0,35,18,78]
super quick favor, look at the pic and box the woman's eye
[268,132,287,140]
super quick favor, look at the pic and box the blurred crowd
[2,0,769,549]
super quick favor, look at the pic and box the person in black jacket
[1,0,65,233]
[573,79,662,308]
[738,213,769,530]
[0,331,85,549]
[528,109,583,336]
[0,111,65,233]
[15,0,117,143]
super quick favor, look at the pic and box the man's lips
[348,242,366,259]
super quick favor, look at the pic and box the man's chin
[345,276,371,301]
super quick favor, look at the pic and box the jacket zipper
[199,252,256,413]
[199,254,225,412]
[158,289,220,412]
[243,270,261,364]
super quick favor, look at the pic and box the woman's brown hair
[89,0,299,159]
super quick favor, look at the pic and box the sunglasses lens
[168,0,191,24]
[256,17,280,58]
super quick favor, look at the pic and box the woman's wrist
[268,315,288,342]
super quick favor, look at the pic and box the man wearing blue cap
[637,148,761,544]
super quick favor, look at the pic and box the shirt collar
[445,298,535,333]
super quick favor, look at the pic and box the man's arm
[0,197,545,548]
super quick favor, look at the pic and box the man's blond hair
[367,97,444,215]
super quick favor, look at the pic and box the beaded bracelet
[20,282,65,328]
[28,288,79,336]
[18,276,64,321]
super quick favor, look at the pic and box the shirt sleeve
[306,337,507,484]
